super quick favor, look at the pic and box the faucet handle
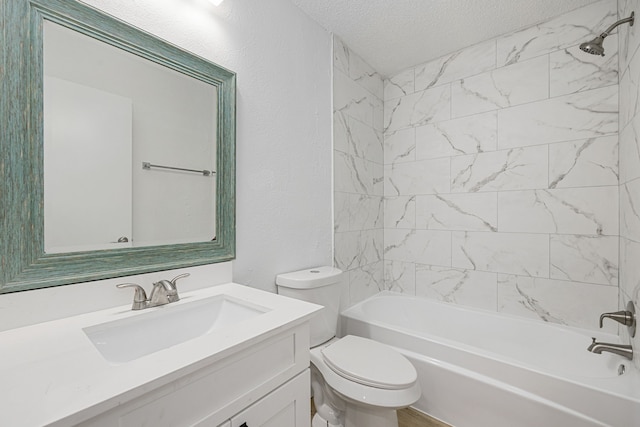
[169,273,190,286]
[599,310,633,328]
[167,273,190,301]
[600,310,634,328]
[600,302,636,337]
[116,283,148,310]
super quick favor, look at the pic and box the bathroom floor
[397,407,452,427]
[311,399,452,427]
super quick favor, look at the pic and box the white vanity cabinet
[78,323,311,427]
[228,370,309,427]
[0,284,320,427]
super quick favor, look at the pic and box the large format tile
[334,111,383,163]
[416,193,497,232]
[349,261,385,305]
[334,68,378,127]
[550,235,618,286]
[334,230,383,271]
[618,0,640,74]
[496,0,617,66]
[384,229,451,266]
[497,274,618,332]
[385,69,415,101]
[333,36,350,76]
[334,111,351,155]
[335,151,383,195]
[384,85,451,133]
[620,236,640,303]
[451,232,549,277]
[384,260,416,295]
[550,39,618,97]
[497,187,618,235]
[451,146,548,193]
[621,178,640,242]
[384,196,416,229]
[385,158,451,196]
[548,135,618,189]
[414,39,496,92]
[498,85,618,149]
[451,56,549,118]
[619,112,640,184]
[415,265,497,310]
[334,192,350,233]
[372,94,384,132]
[348,52,384,101]
[415,111,497,160]
[621,234,640,373]
[620,40,640,130]
[335,0,626,330]
[333,36,383,100]
[384,127,415,165]
[349,195,383,231]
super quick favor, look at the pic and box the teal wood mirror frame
[0,0,236,293]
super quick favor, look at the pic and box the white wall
[0,0,333,328]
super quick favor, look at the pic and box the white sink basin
[83,295,268,363]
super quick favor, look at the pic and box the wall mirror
[0,0,236,293]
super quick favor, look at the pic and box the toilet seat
[310,336,421,408]
[321,335,417,390]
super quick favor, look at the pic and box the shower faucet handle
[599,310,634,328]
[599,301,636,338]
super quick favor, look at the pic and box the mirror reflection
[43,20,217,254]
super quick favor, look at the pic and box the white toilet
[276,266,421,427]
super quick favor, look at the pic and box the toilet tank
[276,266,343,347]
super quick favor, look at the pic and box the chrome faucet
[117,273,190,310]
[587,338,633,360]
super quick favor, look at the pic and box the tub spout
[587,338,633,360]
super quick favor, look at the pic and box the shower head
[579,36,606,56]
[580,11,634,57]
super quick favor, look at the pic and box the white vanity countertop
[0,283,321,427]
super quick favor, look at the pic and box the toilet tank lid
[276,266,343,289]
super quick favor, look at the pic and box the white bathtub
[340,291,640,427]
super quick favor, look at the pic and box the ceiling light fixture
[209,0,224,5]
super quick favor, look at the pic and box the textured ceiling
[290,0,600,77]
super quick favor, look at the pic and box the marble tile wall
[333,37,385,306]
[381,0,620,333]
[618,0,640,370]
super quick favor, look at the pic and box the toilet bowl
[276,267,421,427]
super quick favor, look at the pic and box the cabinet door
[230,369,310,427]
